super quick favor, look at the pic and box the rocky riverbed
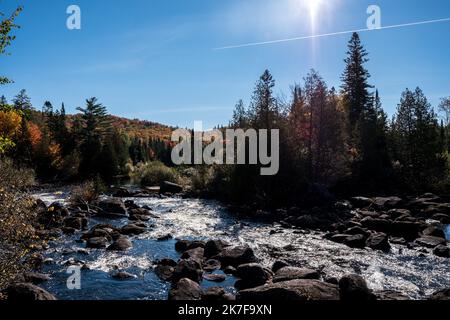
[3,187,450,300]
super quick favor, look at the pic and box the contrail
[214,17,450,50]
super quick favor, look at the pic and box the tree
[392,88,445,190]
[76,97,113,177]
[341,32,373,128]
[248,70,278,129]
[231,99,247,128]
[0,6,22,85]
[439,97,450,152]
[13,89,33,117]
[0,110,22,154]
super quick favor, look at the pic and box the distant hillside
[65,114,175,141]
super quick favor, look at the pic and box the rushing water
[35,190,450,300]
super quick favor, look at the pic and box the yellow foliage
[0,110,22,139]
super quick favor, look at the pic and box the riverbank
[2,185,450,300]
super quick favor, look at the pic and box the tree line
[214,32,449,206]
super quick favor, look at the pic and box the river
[35,190,450,300]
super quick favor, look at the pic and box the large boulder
[330,234,367,249]
[6,283,57,301]
[273,267,320,283]
[120,223,147,236]
[181,247,204,265]
[391,221,424,240]
[429,289,450,300]
[366,233,391,252]
[172,259,203,283]
[360,217,391,233]
[422,226,446,239]
[98,198,127,217]
[235,263,272,290]
[86,237,109,249]
[204,239,230,258]
[350,197,374,208]
[339,275,376,301]
[107,236,133,251]
[23,272,51,284]
[237,279,339,301]
[375,290,410,300]
[415,236,447,248]
[216,245,257,267]
[160,181,183,194]
[202,287,235,302]
[372,197,403,210]
[169,278,201,300]
[63,217,88,230]
[433,245,450,258]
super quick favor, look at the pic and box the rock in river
[6,283,57,301]
[107,236,133,251]
[339,274,376,301]
[216,245,257,267]
[273,267,320,283]
[169,278,201,301]
[235,263,272,290]
[237,279,340,301]
[86,236,109,249]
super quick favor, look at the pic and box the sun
[305,0,323,18]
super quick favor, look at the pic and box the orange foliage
[48,143,62,168]
[27,122,42,151]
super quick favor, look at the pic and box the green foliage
[0,6,22,85]
[135,161,180,187]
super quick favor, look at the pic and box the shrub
[135,161,180,187]
[0,158,36,290]
[68,177,105,206]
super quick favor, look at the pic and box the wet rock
[372,197,403,210]
[6,283,57,301]
[187,240,206,250]
[158,258,177,267]
[113,188,135,198]
[273,267,320,283]
[415,236,447,248]
[339,274,376,301]
[272,260,290,273]
[366,233,391,252]
[160,181,183,194]
[387,209,412,220]
[223,266,237,275]
[330,234,366,248]
[203,273,226,282]
[112,271,137,280]
[237,279,339,301]
[120,223,147,236]
[157,234,173,241]
[63,217,88,230]
[375,290,410,300]
[204,239,230,258]
[62,227,77,235]
[175,240,191,252]
[360,217,392,233]
[23,272,51,284]
[107,236,133,251]
[202,287,235,301]
[26,253,45,270]
[433,245,450,258]
[98,198,127,217]
[169,278,201,301]
[429,289,450,300]
[345,226,370,236]
[431,213,450,224]
[325,277,339,285]
[422,226,446,239]
[235,263,272,290]
[172,259,203,283]
[38,202,69,227]
[181,248,203,266]
[203,259,221,272]
[86,236,109,249]
[350,197,374,208]
[391,221,424,240]
[155,265,175,281]
[217,245,257,267]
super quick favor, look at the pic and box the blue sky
[0,0,449,128]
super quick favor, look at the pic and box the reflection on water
[36,192,450,300]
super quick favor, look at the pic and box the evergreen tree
[341,32,373,128]
[231,99,247,128]
[13,89,33,117]
[248,70,278,129]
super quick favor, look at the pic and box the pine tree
[13,89,33,117]
[341,33,373,128]
[248,70,277,129]
[231,99,247,128]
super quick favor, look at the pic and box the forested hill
[68,114,175,140]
